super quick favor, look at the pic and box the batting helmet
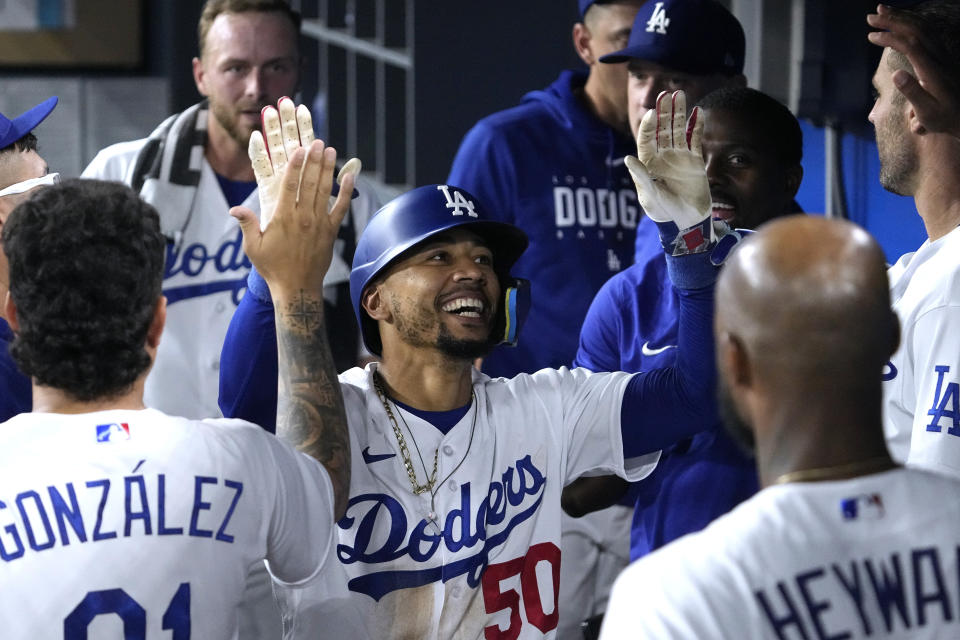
[350,184,529,356]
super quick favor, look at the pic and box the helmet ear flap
[493,278,530,347]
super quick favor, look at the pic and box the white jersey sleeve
[885,226,960,478]
[260,434,338,585]
[512,367,659,484]
[903,304,960,476]
[600,545,742,640]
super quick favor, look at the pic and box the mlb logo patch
[840,493,884,521]
[96,423,130,442]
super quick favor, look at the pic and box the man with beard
[221,92,741,638]
[600,216,960,640]
[864,0,960,478]
[82,0,380,422]
[565,88,804,567]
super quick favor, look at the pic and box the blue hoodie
[448,70,639,377]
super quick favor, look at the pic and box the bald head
[718,216,894,380]
[716,216,899,483]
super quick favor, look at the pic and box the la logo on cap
[646,2,670,34]
[437,184,477,218]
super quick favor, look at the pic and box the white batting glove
[626,90,713,256]
[249,97,361,231]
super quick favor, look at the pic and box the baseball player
[221,92,741,638]
[570,87,804,561]
[864,0,960,478]
[0,96,58,422]
[600,216,960,640]
[81,0,380,422]
[0,137,354,637]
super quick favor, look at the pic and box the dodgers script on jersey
[0,409,337,638]
[83,139,259,419]
[884,224,960,479]
[600,468,960,640]
[274,364,658,640]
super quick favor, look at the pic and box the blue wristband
[664,252,718,290]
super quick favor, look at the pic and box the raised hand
[232,98,356,299]
[626,90,713,255]
[249,97,314,231]
[232,98,353,519]
[867,4,960,140]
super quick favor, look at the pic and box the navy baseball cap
[600,0,745,76]
[578,0,627,20]
[0,97,58,150]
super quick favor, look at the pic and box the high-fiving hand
[626,91,714,256]
[230,97,357,300]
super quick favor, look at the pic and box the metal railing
[300,0,415,195]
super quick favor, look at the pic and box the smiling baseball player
[220,93,743,638]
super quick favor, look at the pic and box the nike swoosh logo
[362,446,396,465]
[641,341,677,357]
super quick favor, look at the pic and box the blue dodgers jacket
[448,69,639,377]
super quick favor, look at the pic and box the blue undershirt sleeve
[620,253,717,458]
[219,266,280,433]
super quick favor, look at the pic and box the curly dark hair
[2,178,166,401]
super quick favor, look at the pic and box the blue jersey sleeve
[574,278,625,373]
[447,121,517,223]
[620,253,717,458]
[218,268,280,433]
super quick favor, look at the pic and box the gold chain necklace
[773,455,897,485]
[373,373,439,495]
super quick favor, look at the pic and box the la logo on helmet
[437,185,477,218]
[646,2,670,34]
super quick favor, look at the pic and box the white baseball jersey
[0,408,338,638]
[276,363,659,640]
[600,468,960,640]
[82,140,380,420]
[885,224,960,478]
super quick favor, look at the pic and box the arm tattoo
[275,290,351,519]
